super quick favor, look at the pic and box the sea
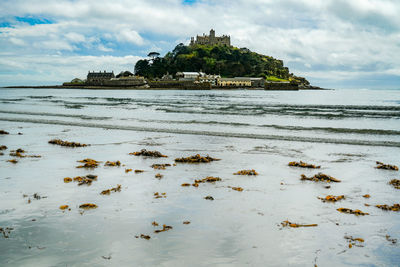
[0,88,399,266]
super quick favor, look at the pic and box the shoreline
[1,85,328,91]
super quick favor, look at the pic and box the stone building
[86,71,115,85]
[190,29,231,46]
[216,78,252,87]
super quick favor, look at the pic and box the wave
[0,110,111,120]
[134,118,400,136]
[1,117,399,148]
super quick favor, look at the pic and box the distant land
[4,29,322,90]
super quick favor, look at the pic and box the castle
[190,29,231,46]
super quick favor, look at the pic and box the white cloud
[115,29,144,45]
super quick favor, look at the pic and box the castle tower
[210,29,215,38]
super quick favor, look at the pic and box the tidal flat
[0,88,399,266]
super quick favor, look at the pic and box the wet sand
[0,120,399,266]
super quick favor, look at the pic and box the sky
[0,0,399,89]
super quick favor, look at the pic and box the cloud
[0,0,399,88]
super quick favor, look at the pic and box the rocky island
[6,30,322,90]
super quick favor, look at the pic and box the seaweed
[0,145,7,150]
[231,187,244,192]
[71,175,98,186]
[204,196,214,200]
[76,158,100,168]
[389,179,400,189]
[233,169,258,175]
[375,204,400,211]
[154,192,166,199]
[281,220,318,228]
[0,130,9,135]
[301,173,341,183]
[129,149,167,158]
[100,185,121,195]
[375,161,398,171]
[0,227,13,238]
[64,177,72,183]
[194,176,221,184]
[344,236,364,248]
[337,208,369,216]
[362,194,370,198]
[386,235,397,244]
[175,154,219,163]
[154,224,173,233]
[135,169,144,173]
[79,203,98,209]
[181,183,191,187]
[151,163,171,170]
[125,168,132,173]
[104,160,121,167]
[48,139,88,147]
[318,195,345,202]
[140,234,151,240]
[152,221,159,226]
[7,159,18,164]
[155,173,163,179]
[59,205,69,210]
[183,221,191,225]
[288,161,321,169]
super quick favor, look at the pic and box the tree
[147,52,160,61]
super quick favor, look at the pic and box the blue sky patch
[16,16,53,25]
[182,0,197,5]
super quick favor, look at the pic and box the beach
[0,88,399,266]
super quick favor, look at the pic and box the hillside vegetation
[135,43,309,85]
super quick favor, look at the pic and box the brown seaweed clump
[76,158,100,168]
[183,221,190,225]
[0,145,7,150]
[125,168,132,173]
[59,205,69,210]
[194,176,221,184]
[175,154,220,163]
[362,194,370,198]
[155,173,163,179]
[129,149,167,158]
[71,175,98,186]
[233,169,258,175]
[301,173,341,183]
[0,130,9,135]
[154,192,166,199]
[375,161,398,171]
[375,204,400,211]
[337,208,369,216]
[288,161,321,169]
[140,234,151,240]
[386,235,397,244]
[104,160,121,167]
[135,169,144,173]
[318,195,345,202]
[100,185,121,195]
[9,149,41,158]
[231,187,244,192]
[281,220,318,228]
[7,159,18,164]
[48,139,88,147]
[64,177,72,183]
[154,224,173,233]
[204,196,214,200]
[79,203,98,209]
[344,236,364,248]
[151,163,171,170]
[0,227,13,238]
[389,179,400,189]
[181,183,191,187]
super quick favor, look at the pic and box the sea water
[0,88,399,266]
